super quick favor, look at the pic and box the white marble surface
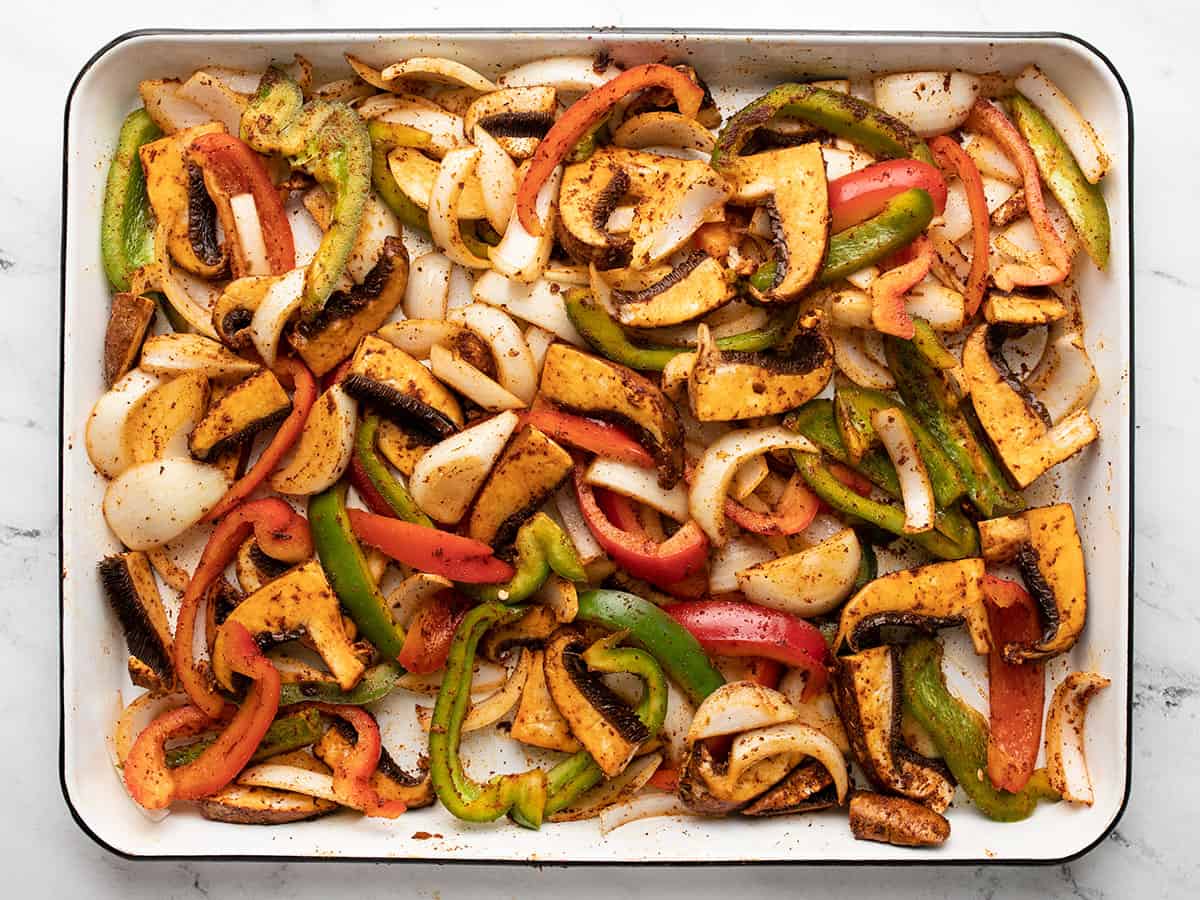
[5,0,1195,895]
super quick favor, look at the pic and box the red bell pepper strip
[574,465,708,586]
[724,473,820,536]
[869,234,934,339]
[593,488,706,597]
[522,403,656,469]
[516,64,705,235]
[827,159,948,233]
[664,600,829,700]
[187,132,295,277]
[203,357,318,523]
[647,768,679,792]
[306,704,408,818]
[346,509,515,584]
[175,498,312,717]
[125,622,281,809]
[966,99,1071,290]
[828,462,874,497]
[396,591,469,675]
[982,575,1045,793]
[348,456,398,518]
[929,135,990,316]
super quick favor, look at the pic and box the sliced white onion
[286,193,324,269]
[612,111,716,152]
[822,145,876,181]
[416,649,530,733]
[381,57,497,92]
[344,53,393,90]
[356,91,444,118]
[524,325,556,374]
[396,660,507,695]
[586,458,689,522]
[845,266,879,290]
[630,175,729,270]
[103,457,230,550]
[387,573,455,629]
[873,71,981,137]
[872,408,934,533]
[176,71,247,133]
[963,132,1022,184]
[404,252,452,320]
[448,304,537,403]
[373,105,466,158]
[429,344,525,410]
[709,535,774,595]
[139,333,259,382]
[689,426,817,545]
[377,319,467,359]
[237,765,342,805]
[428,148,491,268]
[599,791,691,835]
[543,264,589,286]
[446,264,475,310]
[728,723,849,803]
[687,682,798,744]
[732,454,769,501]
[112,691,189,766]
[129,256,219,340]
[860,329,888,369]
[248,267,306,367]
[269,385,357,496]
[534,574,578,624]
[1015,65,1110,184]
[490,165,562,282]
[409,411,519,523]
[777,671,850,753]
[738,528,862,617]
[935,175,1018,243]
[555,485,605,565]
[341,193,401,289]
[138,79,210,133]
[658,679,697,769]
[606,204,637,234]
[471,271,584,345]
[86,370,164,479]
[1027,329,1099,424]
[229,193,271,276]
[905,277,967,331]
[1045,671,1110,805]
[497,56,622,91]
[313,78,376,103]
[549,752,662,823]
[473,126,518,234]
[831,327,897,390]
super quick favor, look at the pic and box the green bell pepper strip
[711,83,933,169]
[793,451,979,560]
[833,384,967,508]
[352,413,433,527]
[564,288,793,372]
[101,109,162,292]
[468,513,586,604]
[910,318,959,371]
[1010,93,1110,271]
[883,334,1025,518]
[165,708,326,768]
[901,638,1059,822]
[575,589,725,705]
[309,483,406,660]
[278,662,404,707]
[853,534,878,590]
[430,602,548,826]
[241,67,372,319]
[367,120,431,233]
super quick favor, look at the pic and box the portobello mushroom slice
[740,759,840,817]
[343,334,463,439]
[509,648,583,753]
[555,151,633,269]
[98,552,174,692]
[212,275,276,352]
[978,503,1087,662]
[103,294,157,387]
[538,343,684,488]
[848,791,950,847]
[138,121,228,278]
[677,740,799,814]
[722,143,830,300]
[982,291,1068,326]
[464,85,558,159]
[688,316,832,422]
[124,372,211,464]
[212,560,365,692]
[962,323,1099,488]
[834,558,992,655]
[236,536,297,594]
[464,424,572,550]
[544,628,649,777]
[288,236,409,376]
[314,718,434,810]
[188,368,292,460]
[375,420,432,477]
[830,645,955,813]
[199,783,338,825]
[612,252,734,328]
[480,605,558,662]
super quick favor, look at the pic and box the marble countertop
[6,1,1195,895]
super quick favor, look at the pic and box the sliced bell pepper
[828,159,948,232]
[817,187,936,285]
[724,472,820,536]
[910,317,959,371]
[305,703,409,817]
[349,413,434,526]
[242,67,372,318]
[429,602,548,825]
[279,661,403,707]
[309,482,406,660]
[829,462,875,498]
[470,512,586,604]
[347,509,515,584]
[186,131,296,276]
[1010,93,1110,271]
[664,600,829,700]
[101,109,162,293]
[516,64,704,235]
[966,99,1071,290]
[982,575,1045,793]
[522,402,656,469]
[125,621,280,809]
[786,399,904,497]
[901,638,1059,822]
[366,119,432,233]
[204,357,318,523]
[175,498,313,717]
[574,465,708,586]
[712,83,933,170]
[929,135,990,315]
[166,707,325,769]
[869,234,934,339]
[396,590,469,675]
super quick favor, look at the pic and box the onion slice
[429,344,525,410]
[1014,65,1110,184]
[381,57,497,92]
[555,485,606,565]
[228,193,271,276]
[404,252,453,320]
[237,765,342,805]
[727,722,849,803]
[497,56,622,92]
[269,385,357,496]
[873,71,981,137]
[549,752,663,823]
[473,271,585,345]
[85,370,164,479]
[1044,671,1110,805]
[830,327,897,390]
[428,148,491,268]
[1027,329,1099,424]
[103,457,230,550]
[473,126,518,234]
[708,535,774,595]
[396,660,507,695]
[599,791,691,835]
[490,165,562,282]
[738,528,862,617]
[612,111,716,152]
[586,458,689,522]
[687,682,798,744]
[388,573,455,629]
[250,267,306,366]
[871,408,934,533]
[416,649,531,733]
[409,411,519,524]
[447,304,537,404]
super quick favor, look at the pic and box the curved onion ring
[409,411,520,524]
[1045,671,1110,805]
[490,165,562,282]
[381,57,497,92]
[687,681,798,744]
[447,304,537,404]
[429,344,525,410]
[428,148,492,268]
[103,457,230,550]
[85,370,164,479]
[473,126,518,234]
[387,573,455,629]
[404,252,453,320]
[415,648,531,733]
[708,535,774,595]
[250,267,306,366]
[549,752,662,823]
[269,385,357,496]
[472,271,586,347]
[830,326,897,390]
[612,111,716,152]
[873,71,981,138]
[496,56,623,92]
[1015,65,1109,184]
[237,765,342,805]
[871,408,935,533]
[554,485,605,565]
[396,660,507,695]
[727,722,849,803]
[586,458,689,522]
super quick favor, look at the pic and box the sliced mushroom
[830,646,956,813]
[464,424,572,550]
[212,560,364,692]
[236,537,296,594]
[982,292,1068,326]
[688,317,833,422]
[544,628,649,777]
[313,718,434,810]
[834,558,992,655]
[343,334,463,439]
[103,294,157,387]
[199,783,338,825]
[962,323,1099,488]
[465,85,558,160]
[510,648,583,753]
[610,251,733,328]
[211,275,275,353]
[978,503,1087,662]
[740,759,839,817]
[538,343,683,488]
[848,791,950,847]
[269,384,357,496]
[98,552,175,692]
[187,368,291,460]
[124,371,210,464]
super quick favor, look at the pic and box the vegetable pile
[91,52,1112,846]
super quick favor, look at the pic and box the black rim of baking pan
[58,26,1135,867]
